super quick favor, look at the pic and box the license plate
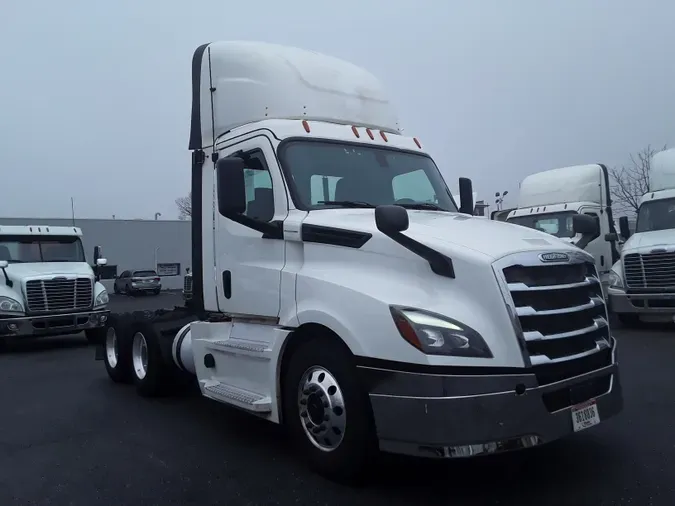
[571,400,600,432]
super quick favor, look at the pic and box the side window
[242,151,274,222]
[121,271,130,278]
[392,169,437,203]
[310,175,341,204]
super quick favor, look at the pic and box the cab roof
[189,41,400,150]
[0,225,83,236]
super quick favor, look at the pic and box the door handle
[222,270,232,299]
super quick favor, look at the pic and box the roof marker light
[413,137,422,149]
[380,131,388,142]
[351,126,360,138]
[302,120,310,133]
[365,128,374,140]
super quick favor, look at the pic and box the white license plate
[571,400,600,432]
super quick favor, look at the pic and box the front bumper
[360,337,622,458]
[0,309,110,337]
[609,288,675,319]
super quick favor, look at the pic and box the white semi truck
[506,164,621,296]
[96,41,623,483]
[0,225,110,348]
[608,147,675,325]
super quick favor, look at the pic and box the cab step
[207,338,271,360]
[202,380,272,413]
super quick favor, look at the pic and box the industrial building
[0,217,191,291]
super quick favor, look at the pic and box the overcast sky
[1,0,673,220]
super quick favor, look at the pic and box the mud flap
[94,342,105,361]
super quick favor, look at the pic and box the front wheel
[282,338,377,484]
[617,313,641,328]
[85,326,106,345]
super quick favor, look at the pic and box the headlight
[608,270,623,289]
[0,296,24,315]
[94,290,109,307]
[390,306,493,358]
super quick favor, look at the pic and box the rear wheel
[282,337,377,485]
[103,325,132,383]
[130,324,169,397]
[153,289,160,296]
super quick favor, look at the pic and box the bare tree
[609,145,666,214]
[176,192,191,220]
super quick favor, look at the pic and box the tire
[129,319,169,397]
[153,289,160,296]
[113,284,119,294]
[85,326,106,345]
[282,337,378,485]
[617,313,641,328]
[103,321,132,384]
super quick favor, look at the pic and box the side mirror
[604,232,618,242]
[573,214,599,236]
[216,157,247,217]
[0,260,7,269]
[619,216,631,240]
[573,214,601,250]
[93,245,101,262]
[458,177,474,215]
[96,258,107,266]
[375,205,409,235]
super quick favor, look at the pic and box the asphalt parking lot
[1,293,674,506]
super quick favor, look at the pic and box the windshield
[508,211,576,238]
[0,235,86,263]
[278,140,458,211]
[134,270,158,277]
[636,197,675,232]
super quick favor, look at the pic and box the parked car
[114,269,161,295]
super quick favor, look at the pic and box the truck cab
[506,164,620,296]
[0,225,110,347]
[609,148,675,325]
[98,41,622,483]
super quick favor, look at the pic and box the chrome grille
[623,252,675,290]
[496,252,612,385]
[183,274,193,293]
[25,277,93,313]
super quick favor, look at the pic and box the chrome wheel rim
[131,332,149,380]
[105,327,118,369]
[297,366,346,452]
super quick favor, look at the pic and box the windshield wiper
[318,200,376,208]
[396,202,449,211]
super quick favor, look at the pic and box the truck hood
[302,209,582,261]
[3,262,94,284]
[622,229,675,254]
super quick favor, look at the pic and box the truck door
[579,207,611,277]
[214,135,288,318]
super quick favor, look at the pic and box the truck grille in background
[501,258,612,386]
[183,275,193,294]
[623,252,675,291]
[25,278,93,313]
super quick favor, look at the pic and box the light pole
[495,190,509,211]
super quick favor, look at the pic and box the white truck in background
[506,164,621,296]
[609,147,675,325]
[96,41,622,483]
[0,225,110,348]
